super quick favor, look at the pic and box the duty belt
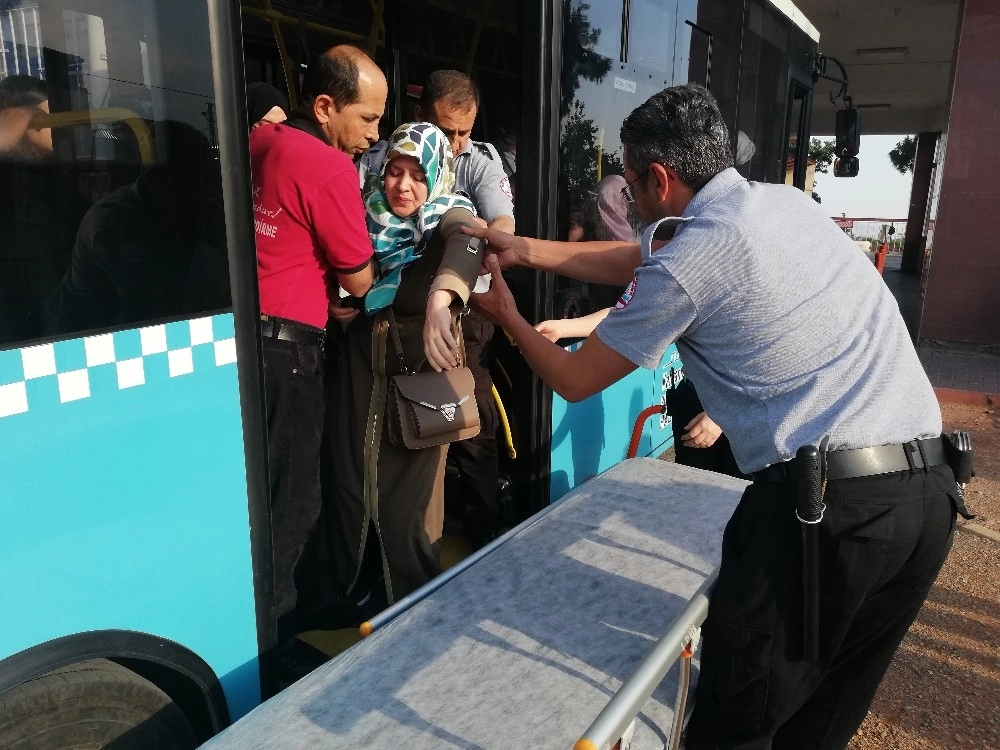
[753,437,947,483]
[260,314,326,350]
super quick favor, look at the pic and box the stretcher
[203,459,747,749]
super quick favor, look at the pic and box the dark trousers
[686,463,958,750]
[447,310,501,545]
[262,336,325,641]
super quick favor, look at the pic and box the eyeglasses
[620,167,649,205]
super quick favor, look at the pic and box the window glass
[557,0,682,317]
[0,0,230,348]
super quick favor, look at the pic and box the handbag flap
[393,368,477,439]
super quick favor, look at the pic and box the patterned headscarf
[362,122,475,314]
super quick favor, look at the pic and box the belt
[753,437,947,483]
[260,315,326,350]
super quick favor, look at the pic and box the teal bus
[0,1,819,746]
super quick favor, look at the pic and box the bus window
[0,0,230,348]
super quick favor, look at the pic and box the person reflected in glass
[0,75,53,160]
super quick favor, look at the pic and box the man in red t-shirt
[250,45,383,647]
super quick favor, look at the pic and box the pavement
[878,253,1000,401]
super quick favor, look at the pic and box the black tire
[0,658,199,750]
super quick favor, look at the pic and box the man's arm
[462,224,640,286]
[336,259,375,298]
[471,256,636,401]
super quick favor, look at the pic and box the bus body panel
[550,344,681,500]
[0,313,260,719]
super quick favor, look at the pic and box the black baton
[795,445,824,662]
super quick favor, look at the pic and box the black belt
[260,315,326,350]
[753,437,947,483]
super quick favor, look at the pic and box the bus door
[0,0,267,742]
[545,0,697,500]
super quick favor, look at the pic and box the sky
[811,135,915,220]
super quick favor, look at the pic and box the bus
[0,1,819,746]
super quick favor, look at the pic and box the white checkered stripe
[0,315,237,419]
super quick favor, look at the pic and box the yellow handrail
[492,383,516,460]
[31,107,154,166]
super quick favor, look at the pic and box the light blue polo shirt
[595,168,941,473]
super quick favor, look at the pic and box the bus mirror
[834,156,859,178]
[835,108,861,158]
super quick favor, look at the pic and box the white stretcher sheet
[203,459,747,750]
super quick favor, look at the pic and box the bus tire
[0,658,199,750]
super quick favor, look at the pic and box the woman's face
[383,155,428,217]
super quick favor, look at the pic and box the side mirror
[835,108,861,158]
[834,156,859,177]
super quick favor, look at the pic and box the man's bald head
[300,45,386,111]
[302,45,388,155]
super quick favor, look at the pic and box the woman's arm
[424,207,487,372]
[535,308,611,342]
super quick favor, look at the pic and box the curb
[957,522,1000,544]
[934,387,995,406]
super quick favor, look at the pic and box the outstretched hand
[470,255,519,328]
[461,224,527,271]
[681,412,723,449]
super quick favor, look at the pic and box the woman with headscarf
[327,122,485,607]
[245,81,288,130]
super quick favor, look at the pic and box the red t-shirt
[250,123,373,328]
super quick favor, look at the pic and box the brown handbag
[386,310,481,450]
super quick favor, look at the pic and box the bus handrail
[573,571,718,750]
[31,108,154,166]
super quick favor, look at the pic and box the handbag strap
[386,306,466,376]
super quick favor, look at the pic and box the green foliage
[889,136,917,174]
[560,100,624,209]
[808,139,836,174]
[560,1,613,116]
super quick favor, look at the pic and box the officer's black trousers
[686,463,958,750]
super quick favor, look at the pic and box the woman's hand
[424,289,460,372]
[681,412,723,449]
[534,320,565,343]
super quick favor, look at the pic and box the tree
[560,1,613,116]
[808,139,836,174]
[888,135,917,174]
[560,100,623,209]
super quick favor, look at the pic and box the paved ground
[879,253,1000,396]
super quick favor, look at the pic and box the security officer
[466,83,960,749]
[360,70,515,547]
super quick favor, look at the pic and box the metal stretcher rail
[574,571,718,750]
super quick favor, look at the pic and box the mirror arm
[811,54,853,108]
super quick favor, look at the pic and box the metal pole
[574,571,718,750]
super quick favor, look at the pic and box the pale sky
[811,134,915,220]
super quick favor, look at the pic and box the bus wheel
[0,658,199,750]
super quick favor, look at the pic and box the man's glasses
[620,167,649,205]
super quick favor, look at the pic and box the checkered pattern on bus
[0,314,237,419]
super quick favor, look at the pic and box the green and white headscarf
[362,122,476,314]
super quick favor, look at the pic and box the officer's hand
[682,412,723,448]
[471,255,518,327]
[461,224,526,270]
